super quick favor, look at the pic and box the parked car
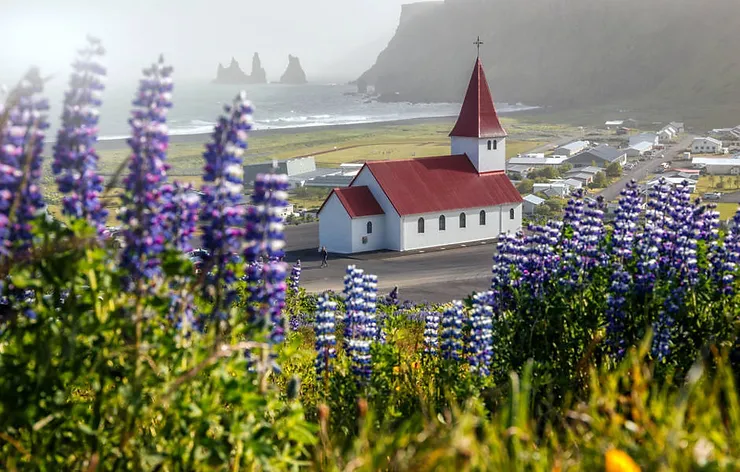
[704,192,722,201]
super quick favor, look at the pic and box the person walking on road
[320,246,329,268]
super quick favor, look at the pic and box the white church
[317,58,523,254]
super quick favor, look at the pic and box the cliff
[280,55,308,84]
[360,0,740,127]
[214,54,267,84]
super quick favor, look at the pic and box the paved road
[597,135,694,201]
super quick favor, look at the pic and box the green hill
[360,0,740,128]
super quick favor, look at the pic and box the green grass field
[45,117,564,215]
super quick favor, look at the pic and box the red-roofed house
[318,58,522,253]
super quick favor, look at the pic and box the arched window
[493,140,498,150]
[479,210,486,225]
[366,221,373,234]
[510,208,515,220]
[439,215,446,231]
[487,140,492,150]
[418,217,425,234]
[459,212,467,228]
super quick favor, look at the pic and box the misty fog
[1,0,406,83]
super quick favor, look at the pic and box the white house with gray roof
[566,145,627,168]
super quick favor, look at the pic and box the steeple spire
[474,36,483,58]
[449,57,507,139]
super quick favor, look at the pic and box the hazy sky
[1,0,407,83]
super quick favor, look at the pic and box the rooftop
[523,194,546,205]
[449,58,507,139]
[321,186,384,218]
[508,155,569,166]
[570,144,625,163]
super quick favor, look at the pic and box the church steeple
[450,58,507,139]
[450,55,508,174]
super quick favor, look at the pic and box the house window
[510,208,516,220]
[366,221,373,234]
[459,212,467,228]
[417,217,425,234]
[487,140,492,150]
[493,140,498,150]
[479,210,486,225]
[439,215,446,231]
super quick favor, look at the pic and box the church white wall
[318,194,353,254]
[451,136,507,173]
[399,203,522,251]
[350,215,387,253]
[351,168,402,251]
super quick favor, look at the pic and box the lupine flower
[0,69,49,255]
[605,267,631,359]
[289,260,302,293]
[244,173,290,345]
[612,180,642,260]
[363,273,378,340]
[440,300,464,360]
[118,56,173,286]
[52,37,108,233]
[466,292,494,376]
[343,265,372,382]
[161,182,199,253]
[314,295,337,381]
[720,209,740,294]
[423,310,440,355]
[199,92,251,322]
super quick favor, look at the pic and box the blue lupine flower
[612,180,641,260]
[118,56,173,286]
[343,265,372,382]
[199,92,251,322]
[466,292,494,376]
[720,209,740,294]
[52,37,108,234]
[605,267,631,359]
[423,310,440,355]
[289,260,302,293]
[362,273,378,340]
[440,300,464,360]
[0,69,49,254]
[314,295,337,381]
[161,182,199,253]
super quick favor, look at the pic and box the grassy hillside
[361,0,740,128]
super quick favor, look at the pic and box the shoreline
[94,115,458,151]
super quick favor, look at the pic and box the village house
[552,140,589,157]
[692,156,740,175]
[522,194,546,215]
[507,154,569,167]
[692,137,724,155]
[533,181,573,198]
[629,133,659,146]
[567,145,627,168]
[627,141,654,157]
[317,58,522,254]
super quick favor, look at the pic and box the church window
[459,212,467,228]
[367,221,373,234]
[479,210,486,225]
[439,215,446,231]
[487,140,492,150]
[493,140,498,150]
[418,217,425,234]
[510,208,515,220]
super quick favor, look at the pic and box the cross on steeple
[473,36,483,57]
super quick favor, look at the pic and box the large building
[692,137,724,154]
[317,58,523,254]
[567,145,627,168]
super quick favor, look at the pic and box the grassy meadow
[43,117,567,218]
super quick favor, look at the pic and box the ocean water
[38,80,538,139]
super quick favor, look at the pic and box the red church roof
[321,186,384,218]
[449,58,507,139]
[360,155,522,216]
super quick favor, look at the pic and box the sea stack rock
[280,55,307,84]
[214,57,250,84]
[250,53,267,84]
[214,54,268,84]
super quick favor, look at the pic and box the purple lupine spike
[289,260,302,293]
[52,37,108,234]
[466,291,494,376]
[161,182,199,253]
[440,300,464,360]
[314,295,338,382]
[199,92,251,322]
[343,265,372,383]
[720,209,740,294]
[612,180,641,260]
[363,273,378,340]
[118,56,173,286]
[605,267,631,359]
[0,69,49,255]
[423,310,440,355]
